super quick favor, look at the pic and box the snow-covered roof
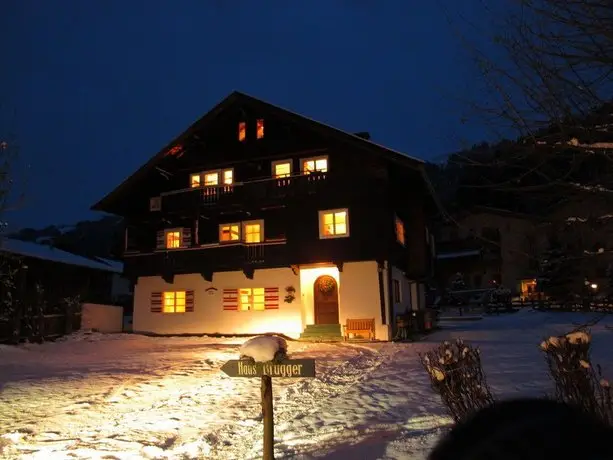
[94,256,124,274]
[436,249,481,260]
[0,238,123,273]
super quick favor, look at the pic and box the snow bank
[239,335,287,362]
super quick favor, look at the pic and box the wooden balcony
[159,172,330,215]
[123,240,289,278]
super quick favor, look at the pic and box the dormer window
[302,156,328,174]
[190,174,201,188]
[272,160,292,178]
[257,119,265,139]
[238,122,246,142]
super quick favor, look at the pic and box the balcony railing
[123,239,288,277]
[159,172,329,214]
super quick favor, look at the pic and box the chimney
[354,131,371,140]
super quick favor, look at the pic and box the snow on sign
[220,358,316,378]
[224,336,316,459]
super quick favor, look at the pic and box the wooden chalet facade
[92,92,437,340]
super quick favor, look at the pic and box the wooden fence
[0,312,81,344]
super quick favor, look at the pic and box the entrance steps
[299,324,343,342]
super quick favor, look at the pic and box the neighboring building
[435,206,546,297]
[542,193,613,295]
[91,91,438,340]
[0,238,124,307]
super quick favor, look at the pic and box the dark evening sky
[2,1,499,230]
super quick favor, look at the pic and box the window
[163,291,186,313]
[302,156,328,174]
[243,220,263,243]
[393,279,401,303]
[223,169,233,185]
[319,209,349,238]
[190,174,201,188]
[238,122,246,142]
[219,223,240,242]
[204,172,219,186]
[256,119,265,139]
[272,160,292,178]
[239,287,265,311]
[395,216,405,245]
[165,230,181,249]
[149,196,161,211]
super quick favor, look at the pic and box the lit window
[165,230,181,248]
[238,287,265,311]
[243,221,263,243]
[302,156,328,174]
[273,160,292,178]
[222,169,233,185]
[204,172,219,186]
[395,216,406,245]
[319,209,349,238]
[163,291,186,313]
[238,122,246,142]
[256,119,265,139]
[190,174,201,188]
[219,223,240,242]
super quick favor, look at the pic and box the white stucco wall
[339,261,390,340]
[132,261,392,340]
[133,268,303,338]
[81,303,124,333]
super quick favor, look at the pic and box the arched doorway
[314,275,339,325]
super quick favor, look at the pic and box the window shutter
[223,288,238,311]
[156,231,165,249]
[186,290,195,312]
[151,292,162,313]
[264,287,279,309]
[182,228,192,247]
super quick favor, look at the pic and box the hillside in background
[9,215,124,261]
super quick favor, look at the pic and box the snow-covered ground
[2,309,613,459]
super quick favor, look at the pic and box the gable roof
[0,238,123,273]
[91,91,430,211]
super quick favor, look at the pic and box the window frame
[301,155,328,174]
[395,215,406,246]
[318,208,350,239]
[165,228,183,249]
[163,290,186,313]
[193,168,234,188]
[238,287,266,311]
[272,159,292,178]
[190,173,202,188]
[393,279,401,303]
[219,222,241,243]
[242,219,264,244]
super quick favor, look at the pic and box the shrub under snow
[420,339,495,423]
[239,335,288,362]
[541,329,613,425]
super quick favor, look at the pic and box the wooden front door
[314,275,339,325]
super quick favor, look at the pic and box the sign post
[221,358,316,459]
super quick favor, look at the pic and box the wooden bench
[343,318,376,341]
